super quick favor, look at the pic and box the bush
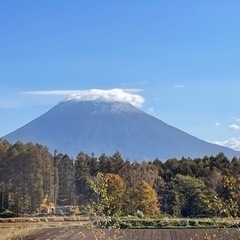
[118,217,240,229]
[198,219,216,228]
[136,210,144,219]
[188,219,199,227]
[120,221,132,229]
[0,209,18,218]
[169,219,188,227]
[155,219,169,228]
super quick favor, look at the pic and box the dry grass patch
[0,217,89,240]
[0,226,39,240]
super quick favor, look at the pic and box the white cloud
[229,124,240,130]
[215,122,220,127]
[174,85,184,89]
[65,89,144,108]
[214,138,240,151]
[23,89,145,108]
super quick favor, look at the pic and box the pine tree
[57,154,76,206]
[0,139,11,211]
[75,152,97,205]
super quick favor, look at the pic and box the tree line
[1,139,240,218]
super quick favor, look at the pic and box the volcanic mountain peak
[59,98,142,115]
[4,98,240,161]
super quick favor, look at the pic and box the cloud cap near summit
[23,89,145,108]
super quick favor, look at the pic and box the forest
[0,138,240,219]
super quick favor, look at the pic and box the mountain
[4,98,240,161]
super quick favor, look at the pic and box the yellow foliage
[136,180,159,218]
[105,173,125,215]
[40,195,55,213]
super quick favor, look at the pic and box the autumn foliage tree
[88,173,124,240]
[0,142,55,213]
[135,180,159,218]
[105,173,125,215]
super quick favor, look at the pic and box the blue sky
[1,1,240,150]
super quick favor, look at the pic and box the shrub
[198,219,216,228]
[188,219,199,227]
[136,210,144,219]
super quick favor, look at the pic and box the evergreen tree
[57,154,76,206]
[0,139,11,211]
[171,174,211,217]
[75,152,97,205]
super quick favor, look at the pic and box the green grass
[119,217,240,229]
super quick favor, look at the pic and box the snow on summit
[63,89,144,108]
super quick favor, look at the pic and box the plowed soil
[23,227,240,240]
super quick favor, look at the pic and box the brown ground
[23,227,240,240]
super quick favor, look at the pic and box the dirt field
[1,217,240,240]
[23,227,240,240]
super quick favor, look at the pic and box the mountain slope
[4,99,239,161]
